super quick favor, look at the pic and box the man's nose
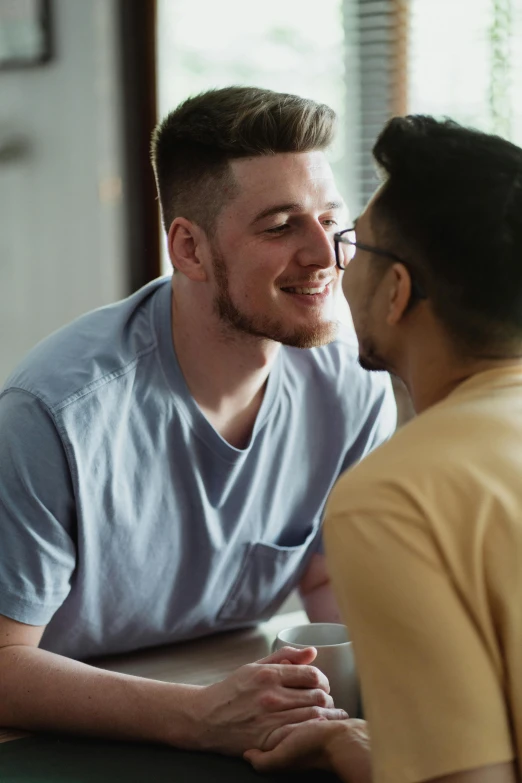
[298,223,336,268]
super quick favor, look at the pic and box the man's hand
[244,717,372,783]
[190,646,348,755]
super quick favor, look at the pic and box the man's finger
[257,645,317,666]
[261,684,336,714]
[276,706,347,728]
[277,663,330,693]
[243,748,264,766]
[263,713,345,751]
[243,745,288,772]
[243,747,276,770]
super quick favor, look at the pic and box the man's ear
[386,263,413,325]
[167,217,209,282]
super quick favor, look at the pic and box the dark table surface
[0,735,340,782]
[0,614,342,781]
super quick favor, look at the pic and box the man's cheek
[342,270,355,305]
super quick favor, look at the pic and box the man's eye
[265,224,289,235]
[322,219,338,228]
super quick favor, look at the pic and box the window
[409,0,522,143]
[156,0,347,271]
[353,0,522,212]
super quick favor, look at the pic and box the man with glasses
[0,87,395,753]
[335,224,428,315]
[245,116,522,783]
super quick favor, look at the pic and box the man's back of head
[371,115,522,359]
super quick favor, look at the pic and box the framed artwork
[0,0,52,69]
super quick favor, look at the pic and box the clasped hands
[189,645,371,781]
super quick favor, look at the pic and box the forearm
[298,553,342,623]
[299,581,342,623]
[0,645,202,747]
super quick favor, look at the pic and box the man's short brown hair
[150,86,337,235]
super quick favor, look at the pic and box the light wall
[0,0,128,383]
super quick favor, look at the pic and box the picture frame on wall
[0,0,52,69]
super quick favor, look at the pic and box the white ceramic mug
[273,622,359,717]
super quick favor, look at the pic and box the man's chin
[280,320,338,349]
[214,286,338,348]
[358,352,389,373]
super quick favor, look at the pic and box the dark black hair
[372,115,522,356]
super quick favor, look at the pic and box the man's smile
[279,277,335,302]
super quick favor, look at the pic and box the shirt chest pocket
[217,524,320,625]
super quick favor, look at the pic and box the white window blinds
[346,0,408,211]
[351,0,522,211]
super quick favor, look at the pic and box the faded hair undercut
[150,85,337,235]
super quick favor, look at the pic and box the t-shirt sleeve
[324,500,514,783]
[0,389,76,626]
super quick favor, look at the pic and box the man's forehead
[231,150,335,186]
[228,151,342,212]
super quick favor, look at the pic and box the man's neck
[170,280,280,447]
[397,330,522,414]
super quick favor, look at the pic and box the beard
[212,248,338,349]
[358,346,389,373]
[353,314,390,373]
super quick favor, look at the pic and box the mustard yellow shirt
[324,366,522,783]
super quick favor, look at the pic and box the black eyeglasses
[334,227,427,301]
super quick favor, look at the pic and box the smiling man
[0,87,395,753]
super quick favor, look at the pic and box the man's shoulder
[327,393,491,517]
[3,277,169,411]
[336,403,442,478]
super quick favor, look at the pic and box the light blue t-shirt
[0,278,396,660]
